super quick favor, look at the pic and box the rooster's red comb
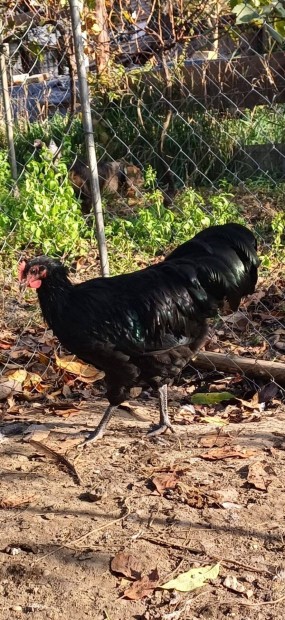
[18,261,26,281]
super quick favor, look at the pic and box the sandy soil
[1,390,285,620]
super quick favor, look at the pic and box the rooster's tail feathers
[166,223,259,311]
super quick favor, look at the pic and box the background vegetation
[0,105,284,274]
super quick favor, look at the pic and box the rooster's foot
[147,384,174,437]
[147,421,175,437]
[77,427,105,448]
[77,404,116,448]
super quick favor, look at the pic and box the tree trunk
[95,0,110,75]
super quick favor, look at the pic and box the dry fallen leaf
[161,563,220,592]
[123,568,159,600]
[24,426,50,442]
[55,354,104,383]
[0,496,33,509]
[199,445,257,461]
[224,311,249,331]
[199,433,232,449]
[0,378,23,400]
[5,368,28,383]
[259,383,279,404]
[242,290,265,307]
[201,415,228,427]
[9,348,32,360]
[111,552,142,580]
[38,352,51,366]
[247,460,275,491]
[151,471,183,495]
[1,369,48,397]
[175,405,196,425]
[226,406,250,423]
[176,484,205,508]
[23,372,44,389]
[223,575,254,598]
[53,407,81,418]
[207,487,240,507]
[236,392,263,411]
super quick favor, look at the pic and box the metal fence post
[69,0,109,277]
[0,22,18,181]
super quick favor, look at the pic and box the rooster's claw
[147,422,175,437]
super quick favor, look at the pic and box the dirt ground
[0,274,285,620]
[1,393,285,620]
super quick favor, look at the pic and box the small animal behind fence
[34,138,144,215]
[69,157,144,214]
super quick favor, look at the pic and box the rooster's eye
[30,268,37,275]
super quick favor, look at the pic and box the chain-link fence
[0,0,284,415]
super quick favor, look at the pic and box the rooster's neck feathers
[37,264,72,330]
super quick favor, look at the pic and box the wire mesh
[0,0,284,420]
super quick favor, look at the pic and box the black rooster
[19,223,259,445]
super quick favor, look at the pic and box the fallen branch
[192,352,285,386]
[29,439,82,485]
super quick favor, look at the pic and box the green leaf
[191,392,235,405]
[274,2,285,18]
[266,22,284,43]
[232,3,260,23]
[202,416,229,426]
[160,563,220,592]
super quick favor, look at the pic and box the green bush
[0,147,91,258]
[0,152,18,240]
[14,114,85,170]
[104,170,284,271]
[104,170,245,263]
[0,147,283,275]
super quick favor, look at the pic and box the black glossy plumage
[21,223,259,410]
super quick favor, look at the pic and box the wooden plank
[131,52,285,109]
[12,73,50,85]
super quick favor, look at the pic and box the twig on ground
[140,536,273,576]
[33,501,131,564]
[140,535,203,555]
[217,556,273,576]
[28,439,82,485]
[223,592,285,607]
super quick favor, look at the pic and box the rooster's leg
[79,404,116,447]
[147,384,175,436]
